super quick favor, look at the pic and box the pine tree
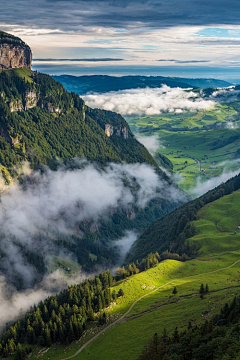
[112,290,117,301]
[172,327,179,343]
[98,295,103,311]
[199,284,205,299]
[172,286,177,295]
[87,306,95,321]
[117,288,124,297]
[42,305,49,322]
[205,284,209,294]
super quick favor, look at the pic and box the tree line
[0,269,125,358]
[137,294,240,360]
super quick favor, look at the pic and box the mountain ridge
[52,75,232,95]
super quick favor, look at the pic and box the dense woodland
[0,69,185,286]
[126,172,240,264]
[0,248,190,358]
[0,70,159,172]
[137,295,240,360]
[0,270,115,358]
[0,250,165,359]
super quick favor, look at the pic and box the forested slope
[0,68,185,286]
[0,69,159,174]
[126,173,240,263]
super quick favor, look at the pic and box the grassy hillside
[67,187,240,360]
[125,172,240,264]
[2,181,240,360]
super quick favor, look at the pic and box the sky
[1,1,240,80]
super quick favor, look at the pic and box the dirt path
[59,258,240,360]
[215,220,225,233]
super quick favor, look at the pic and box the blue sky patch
[195,28,240,38]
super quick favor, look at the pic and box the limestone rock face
[105,124,128,139]
[9,99,23,112]
[25,91,37,110]
[0,32,32,70]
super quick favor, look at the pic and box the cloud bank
[191,168,240,198]
[1,0,240,32]
[83,86,216,116]
[136,135,163,155]
[0,160,185,288]
[0,159,187,328]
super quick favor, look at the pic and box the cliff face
[0,31,32,70]
[105,124,128,139]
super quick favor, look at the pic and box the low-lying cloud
[0,159,188,328]
[113,230,138,264]
[136,135,163,155]
[83,86,240,116]
[0,160,186,288]
[83,85,216,116]
[191,168,240,198]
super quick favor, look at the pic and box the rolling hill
[52,75,232,95]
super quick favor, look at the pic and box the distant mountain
[52,75,232,95]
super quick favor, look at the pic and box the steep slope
[2,184,240,360]
[0,68,186,289]
[126,172,240,263]
[0,69,160,172]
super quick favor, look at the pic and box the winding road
[194,158,201,171]
[60,258,240,360]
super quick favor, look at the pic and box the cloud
[0,159,187,327]
[225,121,239,129]
[208,88,240,103]
[1,0,240,32]
[34,58,125,62]
[191,168,240,198]
[136,135,163,155]
[0,267,96,330]
[0,271,65,330]
[0,160,185,289]
[112,230,138,264]
[83,85,216,116]
[158,59,211,63]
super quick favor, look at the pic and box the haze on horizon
[1,1,240,81]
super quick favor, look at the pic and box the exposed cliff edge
[105,124,128,139]
[0,31,32,70]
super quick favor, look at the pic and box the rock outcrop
[25,91,37,110]
[105,124,128,139]
[0,31,32,70]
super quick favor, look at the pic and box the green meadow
[125,102,240,195]
[27,188,240,360]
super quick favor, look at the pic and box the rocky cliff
[105,124,128,139]
[0,31,32,70]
